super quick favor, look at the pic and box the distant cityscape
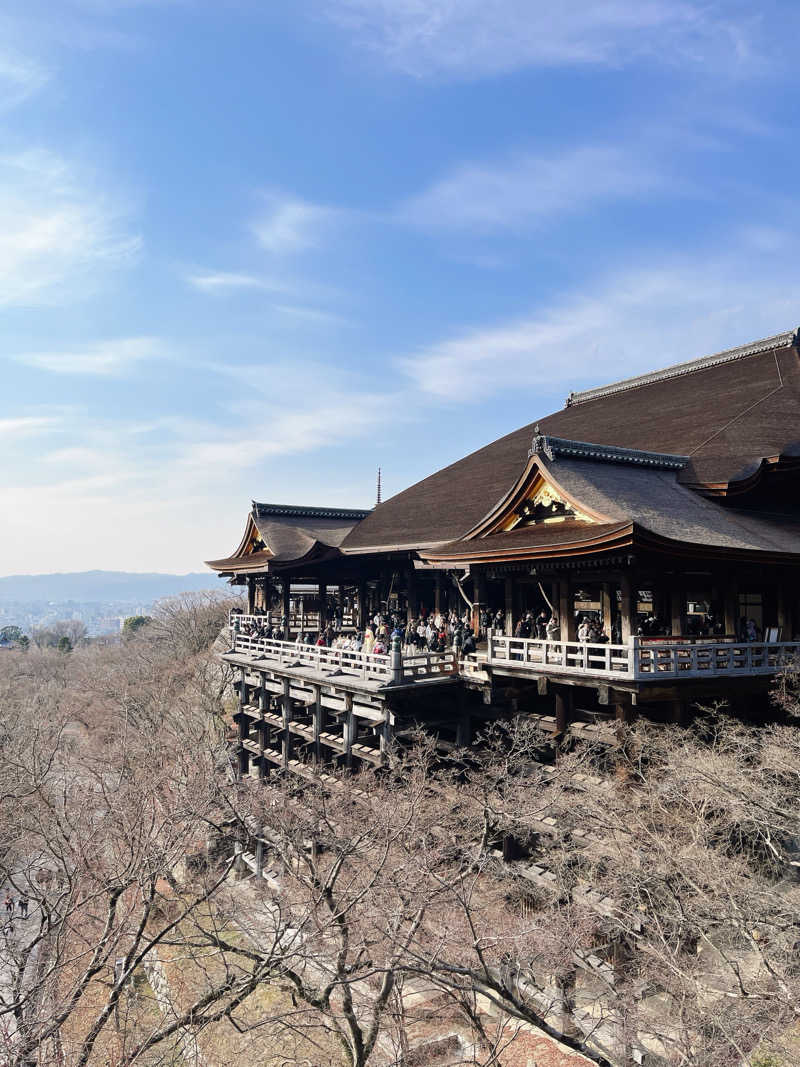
[0,599,158,637]
[0,571,222,637]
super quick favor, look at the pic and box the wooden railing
[634,639,800,678]
[231,610,358,634]
[228,632,459,685]
[484,632,800,681]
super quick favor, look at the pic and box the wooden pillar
[356,581,366,630]
[237,746,249,779]
[777,581,793,640]
[344,693,354,769]
[502,834,520,861]
[601,582,613,638]
[614,694,633,725]
[281,677,292,769]
[282,580,291,640]
[247,577,256,614]
[724,578,738,639]
[319,580,328,632]
[257,674,268,779]
[670,699,690,726]
[406,565,417,623]
[236,669,250,778]
[313,685,324,764]
[504,576,514,636]
[559,580,575,641]
[554,686,572,735]
[619,574,634,642]
[455,689,471,747]
[472,566,486,634]
[380,706,393,755]
[670,584,683,637]
[434,572,442,615]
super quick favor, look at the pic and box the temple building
[209,328,800,766]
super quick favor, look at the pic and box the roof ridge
[565,328,798,407]
[252,502,371,520]
[529,431,688,470]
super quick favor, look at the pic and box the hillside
[0,570,219,604]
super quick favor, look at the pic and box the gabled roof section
[422,439,800,566]
[206,502,370,574]
[462,441,614,542]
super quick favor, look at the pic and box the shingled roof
[206,502,370,574]
[342,329,800,554]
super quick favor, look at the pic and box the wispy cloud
[400,145,677,232]
[0,415,59,438]
[0,149,141,306]
[172,394,394,473]
[252,192,337,255]
[273,303,352,326]
[16,336,162,375]
[315,0,765,79]
[399,247,800,402]
[185,270,290,294]
[0,48,49,108]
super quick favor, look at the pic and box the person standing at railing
[577,617,591,643]
[545,614,560,641]
[363,627,375,654]
[462,627,476,656]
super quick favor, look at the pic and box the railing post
[390,633,403,685]
[486,627,494,662]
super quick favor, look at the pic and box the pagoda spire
[376,467,382,507]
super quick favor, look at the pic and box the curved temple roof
[342,329,800,557]
[206,502,370,574]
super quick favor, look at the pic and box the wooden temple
[208,328,800,763]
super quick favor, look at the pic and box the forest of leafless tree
[0,595,797,1067]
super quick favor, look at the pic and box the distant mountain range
[0,570,220,604]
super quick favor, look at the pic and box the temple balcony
[227,618,459,687]
[466,632,800,683]
[229,614,800,693]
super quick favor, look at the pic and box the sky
[2,0,800,575]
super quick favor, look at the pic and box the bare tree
[2,602,799,1067]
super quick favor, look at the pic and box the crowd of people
[233,607,479,657]
[235,603,771,657]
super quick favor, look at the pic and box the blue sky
[2,0,800,574]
